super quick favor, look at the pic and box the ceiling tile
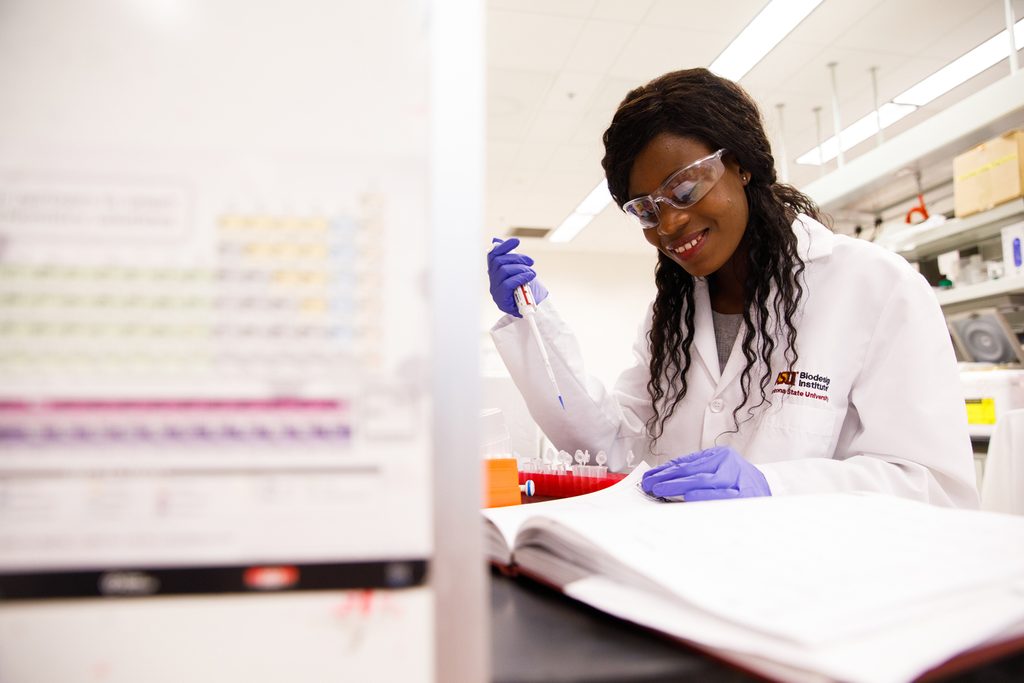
[487,0,596,18]
[912,0,1024,59]
[590,0,656,23]
[487,139,521,187]
[509,141,561,171]
[488,67,555,141]
[488,9,586,71]
[562,19,636,74]
[544,141,605,175]
[587,76,643,114]
[608,25,730,80]
[835,0,985,56]
[642,0,767,33]
[568,107,615,146]
[539,70,606,112]
[784,0,887,49]
[742,40,829,95]
[525,109,589,143]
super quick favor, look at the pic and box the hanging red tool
[905,170,929,224]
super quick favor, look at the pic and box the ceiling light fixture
[893,19,1024,107]
[798,19,1024,165]
[709,0,825,81]
[548,180,612,243]
[796,103,916,165]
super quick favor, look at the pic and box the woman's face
[628,133,749,278]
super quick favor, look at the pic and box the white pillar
[813,106,824,177]
[775,103,789,183]
[828,62,844,167]
[430,0,487,681]
[870,66,884,145]
[1006,0,1019,74]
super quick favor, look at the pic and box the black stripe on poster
[0,559,428,600]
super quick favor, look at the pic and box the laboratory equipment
[484,457,522,508]
[513,283,565,410]
[486,237,547,316]
[595,451,608,478]
[480,408,513,459]
[947,308,1024,365]
[959,366,1024,438]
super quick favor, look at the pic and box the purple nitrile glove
[487,237,548,318]
[640,445,771,502]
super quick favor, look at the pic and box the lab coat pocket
[749,403,839,462]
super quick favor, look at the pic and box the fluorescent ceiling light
[548,180,612,242]
[548,212,594,243]
[575,180,612,216]
[894,19,1024,107]
[797,103,916,165]
[710,0,825,81]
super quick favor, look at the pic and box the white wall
[531,249,658,385]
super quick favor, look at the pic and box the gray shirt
[711,310,743,372]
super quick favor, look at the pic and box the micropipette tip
[558,395,565,410]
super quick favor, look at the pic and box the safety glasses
[623,149,727,229]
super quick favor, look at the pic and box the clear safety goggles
[623,148,727,229]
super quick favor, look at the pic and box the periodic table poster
[0,0,436,602]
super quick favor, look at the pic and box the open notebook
[482,465,1024,683]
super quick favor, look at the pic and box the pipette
[513,283,565,410]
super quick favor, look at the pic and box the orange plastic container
[484,458,521,508]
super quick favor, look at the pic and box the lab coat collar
[692,215,830,389]
[793,213,834,263]
[692,281,719,384]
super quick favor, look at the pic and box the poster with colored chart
[0,0,433,598]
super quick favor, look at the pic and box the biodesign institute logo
[772,370,832,402]
[775,371,796,386]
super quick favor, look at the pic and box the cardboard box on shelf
[954,130,1024,218]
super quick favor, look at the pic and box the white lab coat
[492,215,979,508]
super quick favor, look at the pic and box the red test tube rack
[518,470,626,498]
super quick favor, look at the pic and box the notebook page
[546,491,1024,645]
[567,574,1024,683]
[481,465,651,563]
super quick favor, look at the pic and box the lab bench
[490,568,1024,683]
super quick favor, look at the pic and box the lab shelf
[894,198,1024,262]
[935,273,1024,307]
[802,72,1024,211]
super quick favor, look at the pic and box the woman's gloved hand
[640,446,771,502]
[487,237,548,317]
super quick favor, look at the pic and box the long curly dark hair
[601,68,827,444]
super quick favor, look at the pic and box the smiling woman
[486,67,979,509]
[601,69,822,445]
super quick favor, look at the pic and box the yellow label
[965,398,997,425]
[955,154,1019,182]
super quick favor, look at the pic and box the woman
[487,68,978,508]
